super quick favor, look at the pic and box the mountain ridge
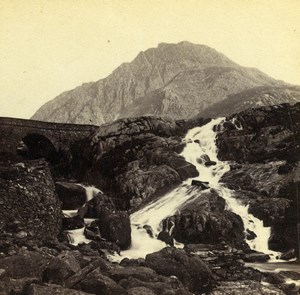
[32,41,299,125]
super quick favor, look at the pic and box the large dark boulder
[96,209,131,250]
[42,251,81,284]
[76,268,127,295]
[145,247,212,294]
[56,182,87,210]
[62,215,85,230]
[78,192,116,218]
[168,190,246,249]
[0,160,61,241]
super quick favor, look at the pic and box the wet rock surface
[163,189,248,250]
[217,103,300,255]
[83,116,199,209]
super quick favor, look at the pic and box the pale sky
[0,0,299,119]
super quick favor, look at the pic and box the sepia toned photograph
[0,0,299,294]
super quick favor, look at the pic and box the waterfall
[113,118,280,261]
[63,185,101,245]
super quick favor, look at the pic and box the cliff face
[31,41,299,125]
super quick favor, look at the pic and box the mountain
[196,85,300,118]
[32,41,300,124]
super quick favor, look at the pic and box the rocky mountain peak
[31,42,300,125]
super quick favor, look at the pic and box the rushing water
[63,185,101,245]
[113,118,281,261]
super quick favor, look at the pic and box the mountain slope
[196,85,300,118]
[32,41,298,125]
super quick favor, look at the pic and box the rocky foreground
[0,103,299,294]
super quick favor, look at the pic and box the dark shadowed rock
[78,193,116,218]
[168,190,247,249]
[42,251,81,284]
[243,252,270,263]
[96,209,131,250]
[278,249,296,261]
[62,216,85,230]
[56,182,87,210]
[191,180,210,190]
[145,247,212,293]
[76,268,127,295]
[119,258,146,267]
[108,266,158,283]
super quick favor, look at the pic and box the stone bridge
[0,117,98,163]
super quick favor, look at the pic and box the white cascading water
[63,185,101,245]
[113,118,280,261]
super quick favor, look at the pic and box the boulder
[42,251,81,284]
[55,182,87,210]
[205,160,217,167]
[245,229,257,240]
[145,247,212,294]
[84,224,104,241]
[170,190,246,249]
[278,249,296,261]
[96,209,131,250]
[243,252,270,263]
[62,216,85,230]
[143,225,154,238]
[108,266,158,282]
[191,180,210,190]
[157,231,174,247]
[119,258,146,267]
[78,193,115,218]
[77,268,127,295]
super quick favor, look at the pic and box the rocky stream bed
[0,103,299,294]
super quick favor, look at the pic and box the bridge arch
[17,133,59,164]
